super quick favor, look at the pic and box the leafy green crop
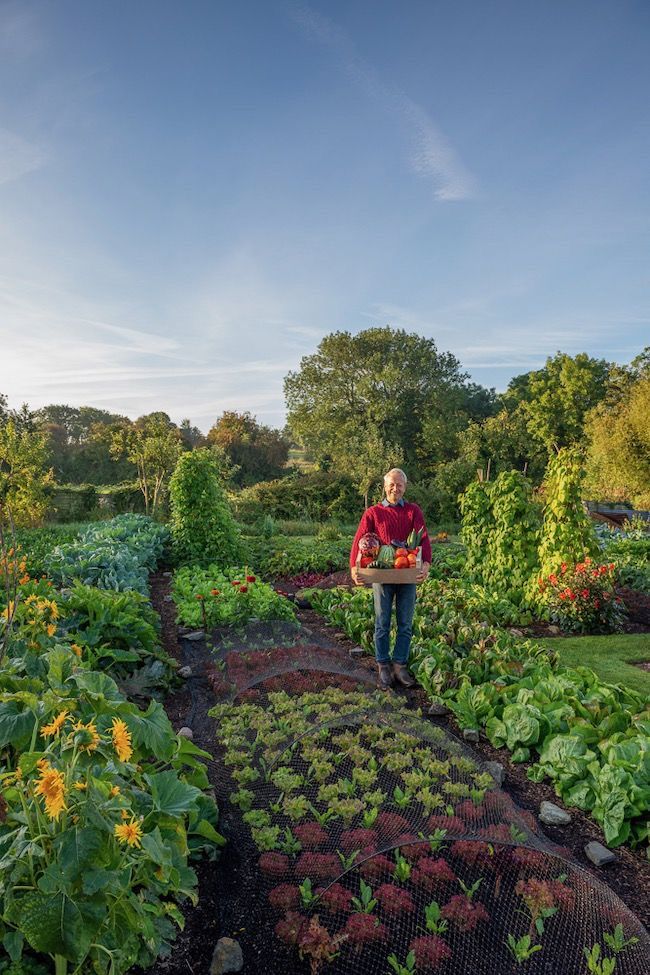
[307,580,649,850]
[44,515,169,595]
[173,565,296,629]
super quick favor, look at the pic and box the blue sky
[1,0,648,431]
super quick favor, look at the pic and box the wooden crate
[356,549,422,584]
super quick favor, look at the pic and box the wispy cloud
[0,270,299,429]
[0,128,46,186]
[286,2,475,201]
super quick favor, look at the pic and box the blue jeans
[372,583,417,665]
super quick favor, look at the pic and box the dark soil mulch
[147,571,650,975]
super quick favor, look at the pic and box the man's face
[384,474,406,504]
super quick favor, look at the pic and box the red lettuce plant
[394,833,429,862]
[427,814,465,835]
[359,854,396,882]
[441,894,489,932]
[343,913,388,948]
[295,853,341,881]
[339,828,377,854]
[275,911,305,945]
[409,935,452,970]
[294,822,330,850]
[316,883,353,913]
[259,852,290,878]
[411,857,456,893]
[375,883,415,917]
[375,812,410,841]
[268,884,301,911]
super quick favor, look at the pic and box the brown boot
[392,663,416,688]
[377,663,394,690]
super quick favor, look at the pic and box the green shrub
[245,534,351,578]
[231,471,361,523]
[169,450,243,566]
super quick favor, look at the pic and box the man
[350,468,431,690]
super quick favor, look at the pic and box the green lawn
[537,633,650,697]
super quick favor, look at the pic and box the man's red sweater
[350,501,431,567]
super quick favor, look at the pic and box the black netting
[180,629,649,974]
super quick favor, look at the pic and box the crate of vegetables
[356,530,423,584]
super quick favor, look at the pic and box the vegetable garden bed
[146,575,649,975]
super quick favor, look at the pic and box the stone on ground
[210,937,243,974]
[484,761,505,786]
[584,841,616,866]
[539,801,572,826]
[178,727,193,740]
[462,728,480,742]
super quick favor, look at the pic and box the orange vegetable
[394,556,410,569]
[395,548,408,558]
[407,554,417,566]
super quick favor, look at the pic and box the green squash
[377,544,396,568]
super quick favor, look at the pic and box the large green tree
[107,413,182,515]
[503,352,611,452]
[34,404,134,483]
[284,327,495,478]
[584,375,650,508]
[207,411,289,486]
[0,420,53,526]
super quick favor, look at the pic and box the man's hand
[416,561,430,583]
[351,567,364,586]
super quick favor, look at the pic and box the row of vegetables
[0,516,222,975]
[305,580,649,851]
[209,686,647,975]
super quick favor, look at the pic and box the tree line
[1,327,649,525]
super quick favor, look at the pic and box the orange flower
[195,593,204,601]
[211,588,220,596]
[70,643,83,658]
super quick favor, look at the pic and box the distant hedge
[49,482,144,521]
[230,472,362,523]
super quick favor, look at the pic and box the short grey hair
[384,468,407,484]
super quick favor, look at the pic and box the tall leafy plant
[538,447,599,578]
[169,449,244,566]
[484,471,541,606]
[458,480,493,583]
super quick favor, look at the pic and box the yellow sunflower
[34,763,67,820]
[114,817,143,848]
[73,720,100,753]
[41,709,70,738]
[111,718,133,763]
